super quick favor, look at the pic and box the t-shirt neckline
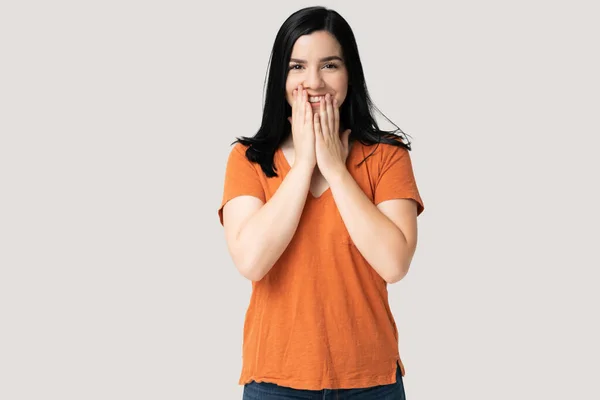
[276,141,357,200]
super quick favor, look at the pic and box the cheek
[285,81,296,104]
[286,91,294,106]
[332,77,348,103]
[336,87,348,106]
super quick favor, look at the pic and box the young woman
[218,6,425,399]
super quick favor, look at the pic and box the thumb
[342,129,352,144]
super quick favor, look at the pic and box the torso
[229,140,423,389]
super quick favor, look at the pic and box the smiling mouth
[308,96,333,105]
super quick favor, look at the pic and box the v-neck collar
[276,141,357,200]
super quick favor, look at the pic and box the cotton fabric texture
[218,141,424,390]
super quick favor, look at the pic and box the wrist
[291,160,315,174]
[325,165,349,186]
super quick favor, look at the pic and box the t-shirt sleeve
[374,145,425,216]
[217,144,266,226]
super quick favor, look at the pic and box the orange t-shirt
[218,141,424,390]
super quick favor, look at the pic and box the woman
[218,6,424,399]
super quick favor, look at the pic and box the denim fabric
[242,363,406,399]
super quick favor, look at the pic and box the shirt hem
[239,357,403,390]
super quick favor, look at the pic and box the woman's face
[285,30,349,113]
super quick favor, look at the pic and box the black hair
[233,6,413,177]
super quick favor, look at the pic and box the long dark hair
[234,6,413,177]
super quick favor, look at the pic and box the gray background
[1,1,599,399]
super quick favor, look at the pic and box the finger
[297,87,303,119]
[314,112,322,140]
[342,129,351,145]
[305,92,313,125]
[326,94,335,137]
[292,89,298,125]
[333,97,340,135]
[319,95,329,139]
[289,89,296,124]
[342,129,351,156]
[302,89,307,122]
[296,86,303,114]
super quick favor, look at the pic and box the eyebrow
[289,56,344,63]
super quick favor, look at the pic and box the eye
[288,63,339,71]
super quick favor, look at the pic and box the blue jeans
[242,363,406,399]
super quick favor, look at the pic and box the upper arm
[217,144,266,262]
[377,198,419,257]
[374,145,425,216]
[222,195,264,253]
[373,144,424,263]
[218,144,266,225]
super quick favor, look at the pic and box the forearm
[328,169,411,283]
[237,163,313,281]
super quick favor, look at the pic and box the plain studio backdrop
[1,1,598,399]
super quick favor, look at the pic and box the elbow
[385,273,403,285]
[229,239,273,282]
[380,237,415,284]
[385,246,416,284]
[236,254,268,282]
[240,266,265,282]
[229,248,265,283]
[384,262,409,284]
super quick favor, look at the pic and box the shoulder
[229,142,250,156]
[223,142,260,174]
[355,141,410,165]
[225,142,253,163]
[378,142,409,157]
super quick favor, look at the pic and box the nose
[303,67,325,90]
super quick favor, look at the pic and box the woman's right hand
[287,85,316,168]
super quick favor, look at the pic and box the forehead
[290,31,342,58]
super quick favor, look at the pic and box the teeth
[309,96,323,103]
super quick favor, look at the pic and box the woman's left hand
[314,93,352,180]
